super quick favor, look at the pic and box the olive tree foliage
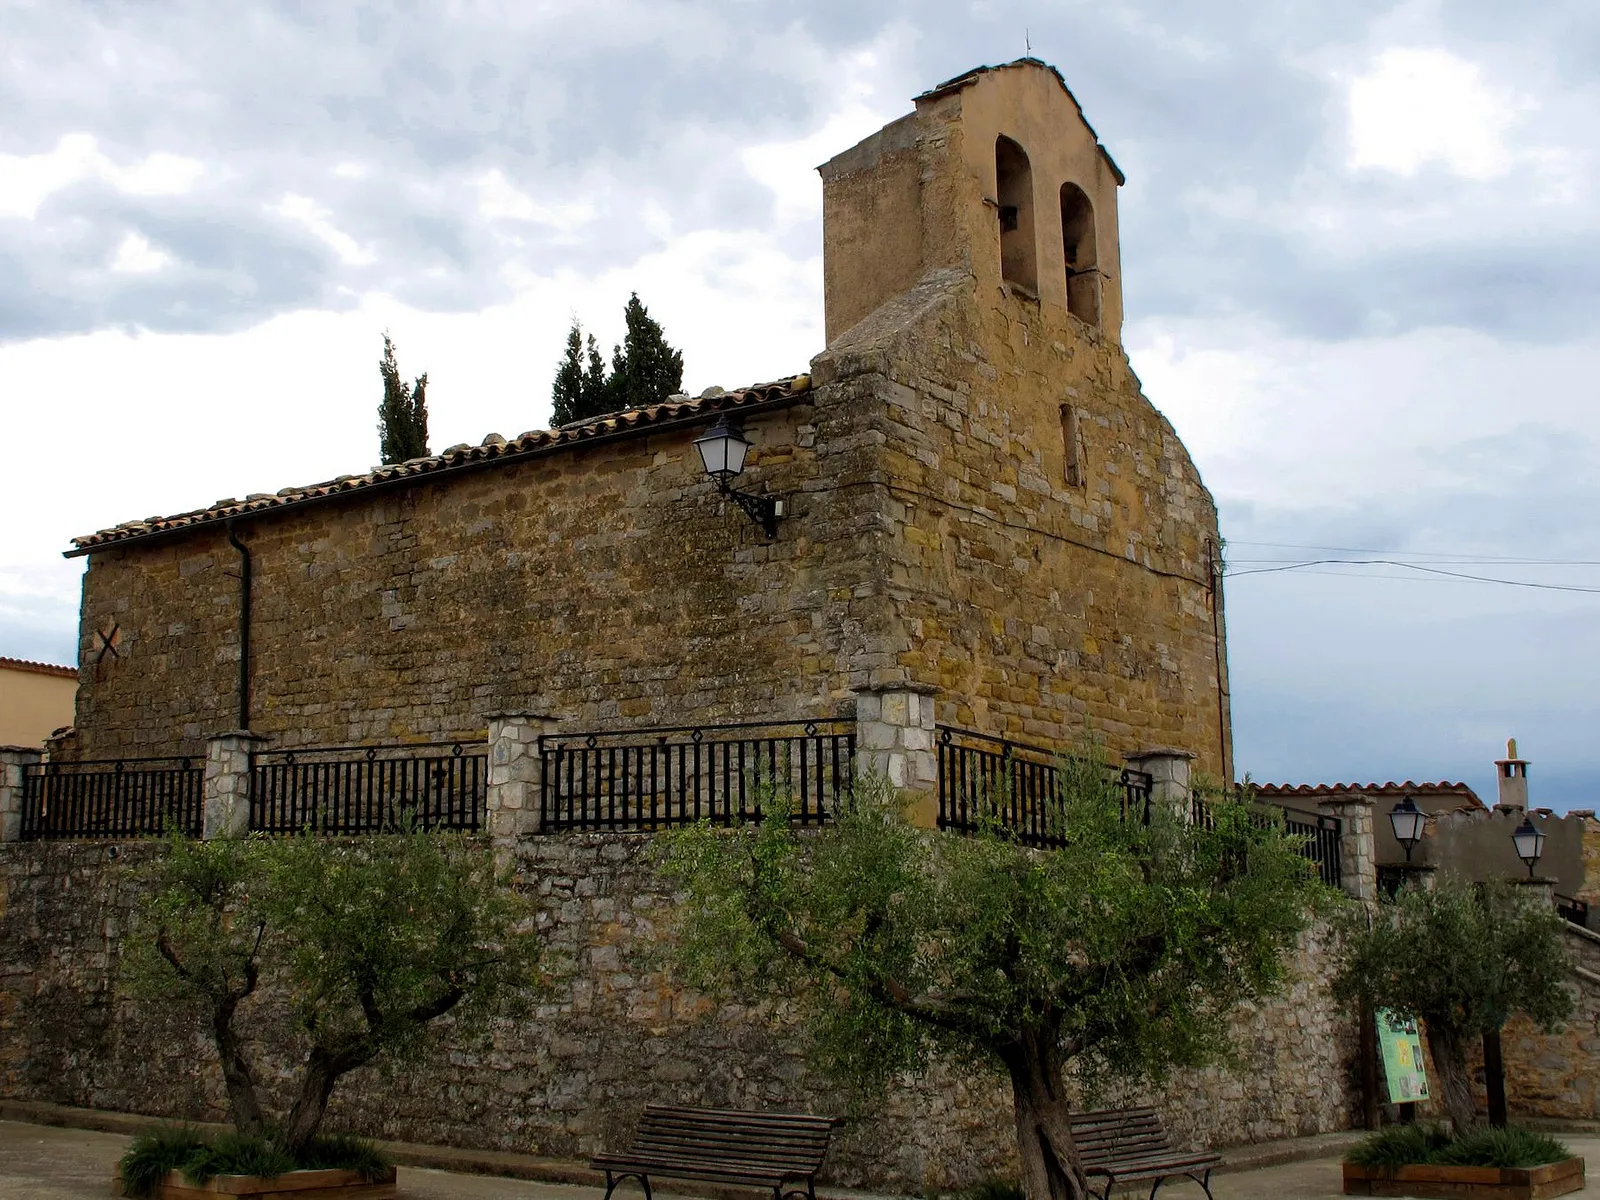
[1332,877,1573,1132]
[660,754,1328,1200]
[122,827,542,1155]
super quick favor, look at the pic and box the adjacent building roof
[0,655,77,679]
[67,376,811,558]
[1256,780,1487,811]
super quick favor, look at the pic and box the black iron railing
[935,727,1154,848]
[540,719,855,831]
[1557,894,1590,928]
[250,742,486,834]
[20,757,203,840]
[1192,796,1344,888]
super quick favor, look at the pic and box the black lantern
[1389,796,1425,863]
[1512,815,1546,878]
[693,415,783,538]
[693,415,752,483]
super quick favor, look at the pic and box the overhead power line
[1224,558,1600,594]
[1226,539,1600,566]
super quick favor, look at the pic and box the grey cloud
[1218,421,1600,806]
[1,0,1596,344]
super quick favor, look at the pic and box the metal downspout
[226,523,252,730]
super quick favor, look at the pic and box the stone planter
[1343,1157,1584,1199]
[117,1165,397,1198]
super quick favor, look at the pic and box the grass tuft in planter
[1348,1124,1572,1170]
[117,1126,392,1199]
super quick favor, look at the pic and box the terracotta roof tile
[67,376,811,557]
[1255,780,1486,810]
[0,655,77,678]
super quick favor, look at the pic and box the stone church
[3,63,1403,1192]
[61,58,1232,782]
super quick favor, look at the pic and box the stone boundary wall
[1464,924,1600,1121]
[0,836,1359,1191]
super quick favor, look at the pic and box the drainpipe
[226,523,252,730]
[1205,538,1230,782]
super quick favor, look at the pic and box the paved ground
[2,1118,1598,1200]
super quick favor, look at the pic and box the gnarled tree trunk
[1002,1030,1089,1200]
[281,1044,371,1156]
[1425,1023,1480,1132]
[211,993,265,1136]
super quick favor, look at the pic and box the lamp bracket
[722,484,782,539]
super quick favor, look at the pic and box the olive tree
[1333,875,1572,1131]
[123,826,542,1155]
[660,756,1328,1200]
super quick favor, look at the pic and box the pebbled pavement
[2,1117,1599,1200]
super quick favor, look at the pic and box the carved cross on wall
[95,621,121,662]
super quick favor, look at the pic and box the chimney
[1494,737,1529,813]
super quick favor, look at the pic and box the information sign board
[1375,1008,1430,1103]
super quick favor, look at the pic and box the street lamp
[693,415,784,538]
[1389,796,1426,863]
[1512,815,1546,879]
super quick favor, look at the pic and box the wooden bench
[591,1105,838,1200]
[1069,1106,1220,1200]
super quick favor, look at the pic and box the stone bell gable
[813,59,1230,776]
[58,58,1231,780]
[820,58,1127,345]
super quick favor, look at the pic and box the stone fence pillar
[204,731,264,840]
[1124,748,1195,824]
[1514,877,1557,908]
[487,713,559,842]
[0,746,43,842]
[854,686,938,828]
[1318,793,1377,903]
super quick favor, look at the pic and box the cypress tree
[377,334,430,464]
[581,333,611,417]
[609,293,683,410]
[549,296,684,426]
[550,321,586,426]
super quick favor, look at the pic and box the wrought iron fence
[249,742,486,834]
[20,757,203,840]
[540,719,855,831]
[1192,796,1344,888]
[935,727,1155,848]
[1557,894,1590,929]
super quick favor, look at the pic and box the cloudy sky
[3,1,1597,807]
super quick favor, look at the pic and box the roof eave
[64,389,805,559]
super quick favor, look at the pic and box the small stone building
[59,58,1231,780]
[0,657,78,748]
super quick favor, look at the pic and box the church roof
[67,375,811,558]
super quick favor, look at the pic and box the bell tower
[818,58,1126,345]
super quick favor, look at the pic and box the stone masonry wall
[1463,924,1600,1121]
[813,271,1230,777]
[68,276,1231,784]
[67,393,895,760]
[1,836,1356,1191]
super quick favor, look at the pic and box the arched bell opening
[1060,182,1101,328]
[996,135,1038,296]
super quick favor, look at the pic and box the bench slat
[1063,1107,1217,1200]
[593,1106,837,1195]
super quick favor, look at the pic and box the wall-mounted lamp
[1512,814,1546,879]
[1389,796,1425,863]
[693,415,784,538]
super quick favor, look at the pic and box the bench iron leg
[604,1170,651,1200]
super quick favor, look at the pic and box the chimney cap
[1494,735,1529,767]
